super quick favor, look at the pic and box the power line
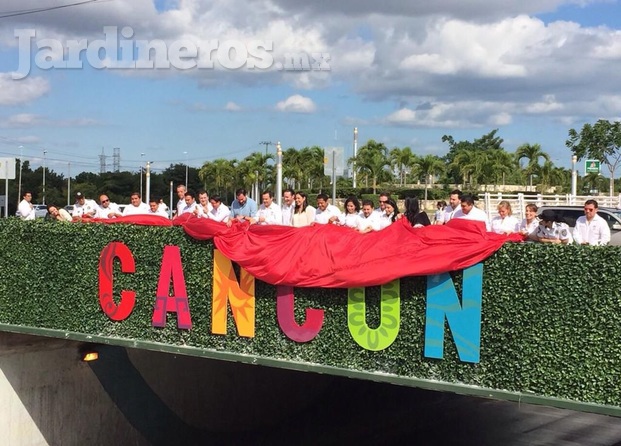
[0,0,108,20]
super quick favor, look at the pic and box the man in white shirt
[373,192,390,217]
[72,192,98,219]
[96,194,123,219]
[175,184,186,217]
[158,198,169,217]
[357,199,380,232]
[257,190,283,225]
[122,192,150,216]
[441,189,462,224]
[313,193,341,224]
[573,199,611,246]
[193,190,213,217]
[178,191,198,216]
[148,198,169,217]
[17,191,36,220]
[206,195,231,223]
[451,194,490,231]
[281,188,295,226]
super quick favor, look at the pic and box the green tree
[515,143,550,187]
[350,140,390,193]
[236,152,274,193]
[417,154,445,204]
[199,158,236,198]
[442,129,506,186]
[451,148,482,187]
[488,149,517,187]
[298,146,325,190]
[389,147,416,186]
[566,120,621,196]
[282,147,302,189]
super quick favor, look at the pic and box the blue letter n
[424,263,483,363]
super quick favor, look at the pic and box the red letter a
[152,245,192,329]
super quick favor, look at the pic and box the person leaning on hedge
[529,209,573,244]
[46,204,73,222]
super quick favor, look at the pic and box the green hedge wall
[1,219,621,411]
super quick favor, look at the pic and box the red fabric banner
[174,214,523,288]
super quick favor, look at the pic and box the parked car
[14,204,48,218]
[34,204,48,219]
[538,205,621,246]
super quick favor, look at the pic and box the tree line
[4,120,620,215]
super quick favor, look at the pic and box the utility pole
[17,145,23,204]
[145,161,151,204]
[67,162,71,207]
[140,153,145,198]
[571,155,577,203]
[353,127,358,188]
[276,141,282,206]
[260,141,273,155]
[183,151,188,187]
[42,149,47,205]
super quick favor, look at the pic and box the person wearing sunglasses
[96,194,123,219]
[573,199,610,246]
[373,192,390,216]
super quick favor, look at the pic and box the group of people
[17,190,171,222]
[16,185,612,245]
[171,185,432,232]
[434,189,611,246]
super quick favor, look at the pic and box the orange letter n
[212,249,255,337]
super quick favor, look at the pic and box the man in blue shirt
[230,188,258,223]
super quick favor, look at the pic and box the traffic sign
[0,158,16,180]
[323,147,344,176]
[585,159,600,174]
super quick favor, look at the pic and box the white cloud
[384,107,470,128]
[1,114,42,128]
[488,112,513,126]
[1,0,621,132]
[224,101,242,111]
[275,94,317,113]
[0,74,49,105]
[0,114,99,128]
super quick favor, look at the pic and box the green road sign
[585,159,601,174]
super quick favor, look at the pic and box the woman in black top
[404,197,431,227]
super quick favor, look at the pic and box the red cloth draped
[175,214,523,288]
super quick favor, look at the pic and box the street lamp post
[353,127,358,188]
[276,141,282,206]
[140,153,145,197]
[183,151,188,188]
[17,146,23,204]
[67,162,71,207]
[42,150,47,205]
[145,161,151,204]
[571,155,577,203]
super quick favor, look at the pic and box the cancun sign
[98,242,484,364]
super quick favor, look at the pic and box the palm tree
[389,147,416,186]
[515,143,550,187]
[282,147,302,189]
[417,154,445,205]
[235,152,274,195]
[351,140,390,193]
[488,149,517,188]
[199,158,236,197]
[452,148,483,188]
[298,146,325,190]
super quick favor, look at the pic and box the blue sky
[1,0,621,177]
